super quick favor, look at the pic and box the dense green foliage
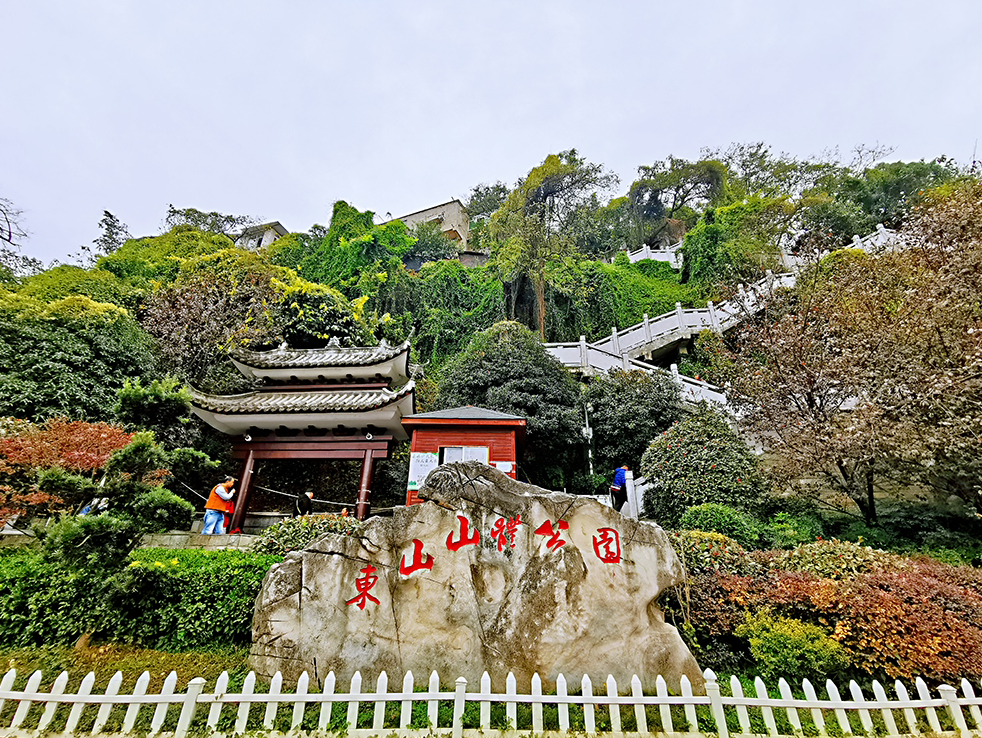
[435,321,583,490]
[252,513,362,555]
[17,265,143,310]
[37,432,195,571]
[0,292,156,421]
[115,376,197,449]
[584,369,682,473]
[0,548,280,650]
[640,408,768,527]
[761,511,824,549]
[97,226,233,289]
[679,196,786,287]
[680,503,761,548]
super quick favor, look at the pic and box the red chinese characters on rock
[592,527,621,563]
[346,564,380,609]
[533,519,569,551]
[399,539,435,575]
[446,515,480,551]
[490,514,522,551]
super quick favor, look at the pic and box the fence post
[175,678,206,738]
[610,327,621,355]
[452,676,467,738]
[675,302,685,330]
[643,313,652,343]
[579,335,589,370]
[704,670,729,738]
[939,684,971,737]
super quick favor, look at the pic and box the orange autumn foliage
[0,418,133,475]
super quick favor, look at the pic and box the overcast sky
[5,1,980,265]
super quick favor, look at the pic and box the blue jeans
[203,509,226,535]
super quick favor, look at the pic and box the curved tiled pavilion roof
[230,339,410,383]
[187,381,415,438]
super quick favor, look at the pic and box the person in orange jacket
[203,476,236,535]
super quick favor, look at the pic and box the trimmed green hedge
[0,548,281,651]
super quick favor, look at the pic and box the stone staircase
[547,226,898,406]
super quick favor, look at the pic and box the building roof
[403,405,525,421]
[187,381,416,438]
[236,221,289,238]
[391,199,466,222]
[229,339,411,384]
[189,381,414,414]
[231,339,408,369]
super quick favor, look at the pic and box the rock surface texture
[249,461,703,692]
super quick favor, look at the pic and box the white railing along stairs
[549,225,898,405]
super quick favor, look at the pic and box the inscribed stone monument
[249,461,703,691]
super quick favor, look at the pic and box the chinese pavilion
[188,339,415,525]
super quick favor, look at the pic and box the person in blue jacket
[610,465,629,512]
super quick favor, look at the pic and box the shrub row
[0,548,281,651]
[664,533,982,683]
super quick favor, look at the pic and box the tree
[464,182,510,220]
[434,321,583,489]
[73,211,132,266]
[701,142,837,199]
[0,292,157,422]
[489,150,618,338]
[277,282,374,349]
[833,159,959,231]
[95,211,131,253]
[679,196,789,287]
[639,407,769,527]
[115,376,199,450]
[163,205,258,236]
[0,197,27,248]
[0,418,135,526]
[628,157,730,244]
[405,220,459,265]
[726,182,982,522]
[39,432,194,572]
[584,369,683,474]
[0,197,42,281]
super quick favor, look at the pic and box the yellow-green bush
[736,609,848,682]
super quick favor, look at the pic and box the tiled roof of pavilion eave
[229,339,410,370]
[187,380,415,414]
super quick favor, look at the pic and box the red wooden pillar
[355,450,373,520]
[229,448,255,534]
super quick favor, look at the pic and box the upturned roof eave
[230,338,410,369]
[187,384,415,440]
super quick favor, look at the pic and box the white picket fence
[2,666,982,738]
